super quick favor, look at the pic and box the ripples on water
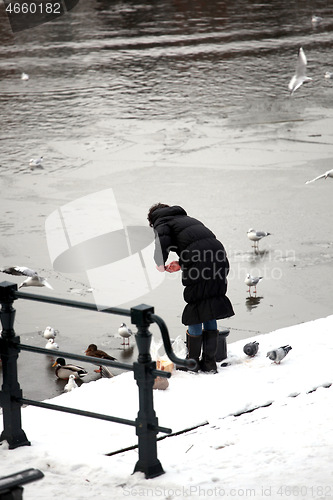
[0,0,333,172]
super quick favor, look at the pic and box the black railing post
[0,281,30,449]
[131,304,165,479]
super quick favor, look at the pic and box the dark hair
[147,203,170,227]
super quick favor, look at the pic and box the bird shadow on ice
[235,249,270,265]
[253,248,269,257]
[118,345,135,360]
[249,249,270,260]
[245,295,263,311]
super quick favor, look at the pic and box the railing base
[0,432,31,450]
[133,459,165,479]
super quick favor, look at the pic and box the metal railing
[0,468,44,500]
[0,281,195,480]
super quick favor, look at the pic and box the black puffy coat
[150,205,235,326]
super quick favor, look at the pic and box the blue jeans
[188,320,217,336]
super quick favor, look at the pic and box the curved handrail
[149,313,196,370]
[14,287,195,369]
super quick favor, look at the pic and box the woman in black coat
[148,203,234,373]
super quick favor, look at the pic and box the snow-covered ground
[1,315,333,499]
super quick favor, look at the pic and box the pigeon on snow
[243,341,259,357]
[266,345,292,364]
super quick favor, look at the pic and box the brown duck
[85,344,116,360]
[85,344,116,377]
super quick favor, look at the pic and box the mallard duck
[52,358,87,380]
[85,344,116,375]
[118,323,133,346]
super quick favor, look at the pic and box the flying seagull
[305,168,333,184]
[288,47,312,95]
[0,266,53,289]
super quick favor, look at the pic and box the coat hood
[150,205,187,226]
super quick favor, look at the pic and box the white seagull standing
[0,266,53,289]
[64,374,78,392]
[305,168,333,184]
[288,47,312,95]
[118,323,133,346]
[21,72,29,81]
[245,273,263,295]
[247,229,271,251]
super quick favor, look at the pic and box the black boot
[200,330,218,373]
[186,332,202,372]
[177,331,202,372]
[216,329,230,362]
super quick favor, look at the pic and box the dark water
[1,0,333,400]
[1,0,333,143]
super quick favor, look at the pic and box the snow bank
[1,315,333,499]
